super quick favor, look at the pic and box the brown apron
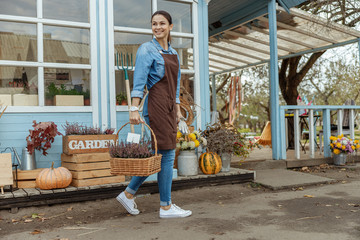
[148,52,179,150]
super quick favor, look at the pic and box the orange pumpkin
[199,152,222,174]
[36,162,72,189]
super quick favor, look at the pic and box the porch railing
[279,105,360,160]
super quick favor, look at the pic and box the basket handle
[116,122,159,156]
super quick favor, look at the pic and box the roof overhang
[204,6,360,74]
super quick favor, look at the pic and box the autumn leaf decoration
[26,120,62,156]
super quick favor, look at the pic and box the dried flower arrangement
[62,122,115,135]
[176,130,207,151]
[201,122,256,158]
[26,120,62,156]
[109,140,153,158]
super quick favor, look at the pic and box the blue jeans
[125,116,175,206]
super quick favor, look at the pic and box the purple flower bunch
[62,121,115,135]
[109,140,153,158]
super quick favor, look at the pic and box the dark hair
[151,10,172,43]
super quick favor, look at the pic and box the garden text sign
[63,135,117,155]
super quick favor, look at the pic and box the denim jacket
[131,38,181,117]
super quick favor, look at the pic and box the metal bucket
[333,153,347,166]
[21,148,36,170]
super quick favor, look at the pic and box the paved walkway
[254,169,336,190]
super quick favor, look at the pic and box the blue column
[198,0,211,129]
[268,0,280,159]
[212,74,216,111]
[323,109,331,157]
[280,108,287,159]
[358,39,360,63]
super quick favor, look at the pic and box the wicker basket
[110,122,162,176]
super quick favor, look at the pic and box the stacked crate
[14,168,44,188]
[61,135,124,187]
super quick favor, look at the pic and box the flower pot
[121,100,127,105]
[84,99,90,106]
[333,153,347,166]
[177,150,198,176]
[220,152,232,172]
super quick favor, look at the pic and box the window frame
[0,0,97,118]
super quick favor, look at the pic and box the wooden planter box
[0,94,12,106]
[54,95,84,106]
[61,153,125,187]
[13,94,38,106]
[63,134,117,155]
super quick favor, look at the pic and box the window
[43,0,89,23]
[0,0,36,17]
[0,0,92,108]
[112,0,196,111]
[0,21,37,62]
[114,0,152,29]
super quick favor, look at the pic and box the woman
[116,10,191,219]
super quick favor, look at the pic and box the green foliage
[45,83,59,99]
[46,83,89,99]
[116,92,127,104]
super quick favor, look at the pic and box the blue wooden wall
[0,112,92,168]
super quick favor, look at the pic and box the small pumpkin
[36,162,72,189]
[199,152,222,174]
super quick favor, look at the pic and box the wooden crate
[14,168,44,189]
[61,152,125,187]
[63,135,117,155]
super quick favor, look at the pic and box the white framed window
[108,0,197,122]
[0,0,97,113]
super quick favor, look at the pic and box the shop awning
[203,7,360,74]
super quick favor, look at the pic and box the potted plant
[82,89,91,106]
[62,122,116,155]
[201,122,254,172]
[25,121,62,170]
[176,130,207,176]
[45,83,59,106]
[116,93,127,105]
[54,84,84,106]
[329,134,359,165]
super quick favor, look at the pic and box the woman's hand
[176,104,183,124]
[129,111,143,125]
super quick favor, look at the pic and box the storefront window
[0,0,36,17]
[172,37,193,70]
[114,32,152,66]
[44,68,91,106]
[114,0,151,28]
[43,0,89,23]
[158,0,192,33]
[0,66,38,106]
[43,26,90,64]
[0,21,37,62]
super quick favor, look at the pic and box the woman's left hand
[176,104,183,124]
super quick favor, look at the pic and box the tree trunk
[279,52,325,148]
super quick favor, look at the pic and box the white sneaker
[116,192,140,215]
[159,204,192,218]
